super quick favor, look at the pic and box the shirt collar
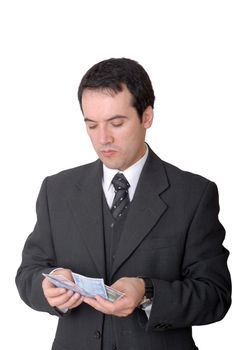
[102,144,149,198]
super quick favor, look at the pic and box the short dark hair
[77,58,155,121]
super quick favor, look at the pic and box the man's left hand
[83,277,145,317]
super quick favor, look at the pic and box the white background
[0,0,233,349]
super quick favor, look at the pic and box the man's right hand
[42,268,83,311]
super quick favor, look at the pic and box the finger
[52,269,73,281]
[58,293,83,310]
[84,294,135,317]
[42,278,66,296]
[96,295,131,316]
[42,277,53,290]
[69,295,84,309]
[111,278,126,291]
[83,296,108,313]
[95,295,118,308]
[47,290,74,307]
[44,286,67,298]
[83,296,120,315]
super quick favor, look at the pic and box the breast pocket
[138,237,178,251]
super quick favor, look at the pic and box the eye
[87,123,97,130]
[111,120,124,127]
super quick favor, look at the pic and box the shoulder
[148,147,210,187]
[50,160,100,179]
[41,159,101,192]
[160,159,220,207]
[148,148,217,200]
[152,157,221,216]
[162,159,210,187]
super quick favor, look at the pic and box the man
[16,58,231,350]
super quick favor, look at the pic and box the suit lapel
[111,150,169,278]
[68,161,106,278]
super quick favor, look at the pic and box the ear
[142,106,154,129]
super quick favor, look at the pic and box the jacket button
[154,323,165,329]
[94,330,101,339]
[165,324,172,329]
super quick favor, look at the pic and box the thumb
[111,278,127,292]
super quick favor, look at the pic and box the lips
[101,150,117,157]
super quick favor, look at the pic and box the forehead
[81,86,133,115]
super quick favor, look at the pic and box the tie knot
[112,173,130,191]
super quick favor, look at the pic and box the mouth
[100,150,117,157]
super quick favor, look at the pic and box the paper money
[105,285,125,302]
[72,272,107,299]
[42,272,124,302]
[42,273,81,293]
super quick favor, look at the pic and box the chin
[104,162,118,170]
[101,159,119,170]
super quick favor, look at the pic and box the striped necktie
[111,173,130,219]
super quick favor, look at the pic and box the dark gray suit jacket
[16,148,231,350]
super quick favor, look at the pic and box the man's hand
[42,268,83,311]
[83,277,145,317]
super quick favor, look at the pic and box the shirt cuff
[142,302,152,318]
[49,267,64,275]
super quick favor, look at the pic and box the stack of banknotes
[42,272,124,302]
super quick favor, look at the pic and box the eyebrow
[84,115,128,123]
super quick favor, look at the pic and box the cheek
[117,125,137,142]
[116,133,134,151]
[87,132,98,146]
[123,128,142,146]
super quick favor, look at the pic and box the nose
[99,126,113,145]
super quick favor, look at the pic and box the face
[82,86,153,171]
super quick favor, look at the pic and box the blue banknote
[42,272,124,302]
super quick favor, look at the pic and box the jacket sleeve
[147,181,231,331]
[15,177,62,317]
